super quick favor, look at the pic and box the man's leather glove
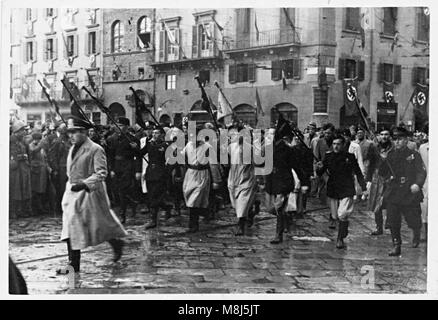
[71,183,88,192]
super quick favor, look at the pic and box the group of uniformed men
[9,114,429,273]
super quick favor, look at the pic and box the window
[138,67,145,79]
[92,112,101,124]
[199,70,210,86]
[338,58,365,81]
[417,8,429,42]
[313,88,328,113]
[26,9,32,21]
[199,23,213,57]
[26,41,34,62]
[271,59,301,81]
[138,16,152,49]
[46,8,53,17]
[383,8,397,36]
[166,74,176,90]
[379,63,401,84]
[88,32,96,55]
[229,63,256,84]
[166,28,179,61]
[412,67,429,85]
[46,38,54,60]
[67,35,75,57]
[112,20,124,53]
[345,8,361,31]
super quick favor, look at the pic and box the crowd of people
[9,114,429,273]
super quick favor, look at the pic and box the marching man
[57,117,127,275]
[316,134,367,249]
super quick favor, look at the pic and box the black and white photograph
[2,0,436,300]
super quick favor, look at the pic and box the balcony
[14,87,101,105]
[225,27,301,53]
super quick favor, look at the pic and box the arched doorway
[188,100,211,124]
[234,104,256,127]
[109,102,126,120]
[159,114,172,126]
[271,103,298,127]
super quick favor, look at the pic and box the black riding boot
[145,208,158,229]
[235,217,246,236]
[108,239,124,262]
[188,208,199,233]
[389,228,402,256]
[412,228,421,248]
[270,212,284,244]
[336,221,348,249]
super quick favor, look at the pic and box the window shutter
[411,67,418,85]
[85,32,89,56]
[74,34,79,57]
[271,60,281,81]
[31,9,37,22]
[53,37,58,60]
[394,64,402,84]
[292,58,301,79]
[43,40,48,61]
[377,62,384,83]
[23,42,27,63]
[338,58,346,80]
[32,41,37,62]
[96,30,101,54]
[159,30,165,61]
[63,35,68,59]
[248,63,256,82]
[229,64,236,84]
[175,28,181,59]
[357,60,365,81]
[192,25,198,58]
[209,21,215,56]
[53,8,58,18]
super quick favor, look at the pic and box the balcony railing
[14,88,100,104]
[226,27,301,51]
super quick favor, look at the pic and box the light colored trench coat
[61,138,127,250]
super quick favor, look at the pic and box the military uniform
[141,138,171,229]
[380,145,426,254]
[317,150,366,249]
[107,127,142,222]
[48,134,71,215]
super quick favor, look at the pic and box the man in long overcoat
[10,121,32,218]
[57,118,127,274]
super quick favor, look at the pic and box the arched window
[109,102,126,120]
[234,104,256,127]
[271,103,298,127]
[111,20,124,53]
[188,100,210,124]
[138,16,152,49]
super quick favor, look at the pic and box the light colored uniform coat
[228,142,257,218]
[61,138,127,250]
[419,142,428,223]
[182,141,211,208]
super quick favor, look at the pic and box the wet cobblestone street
[9,198,427,295]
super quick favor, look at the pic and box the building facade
[10,8,104,126]
[101,9,156,125]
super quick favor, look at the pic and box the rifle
[38,80,67,125]
[194,76,219,131]
[81,86,149,164]
[60,79,94,127]
[129,87,161,128]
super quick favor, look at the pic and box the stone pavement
[9,198,427,295]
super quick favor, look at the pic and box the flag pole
[38,80,67,125]
[129,87,161,127]
[195,76,219,130]
[60,78,94,127]
[82,86,149,164]
[214,81,235,122]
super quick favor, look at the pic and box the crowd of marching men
[9,114,429,255]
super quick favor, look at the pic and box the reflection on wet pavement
[9,199,427,294]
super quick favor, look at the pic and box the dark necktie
[71,145,81,160]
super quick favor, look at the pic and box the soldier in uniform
[48,123,71,216]
[9,121,32,218]
[107,117,142,224]
[316,134,367,249]
[265,117,307,244]
[380,127,426,256]
[141,128,172,229]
